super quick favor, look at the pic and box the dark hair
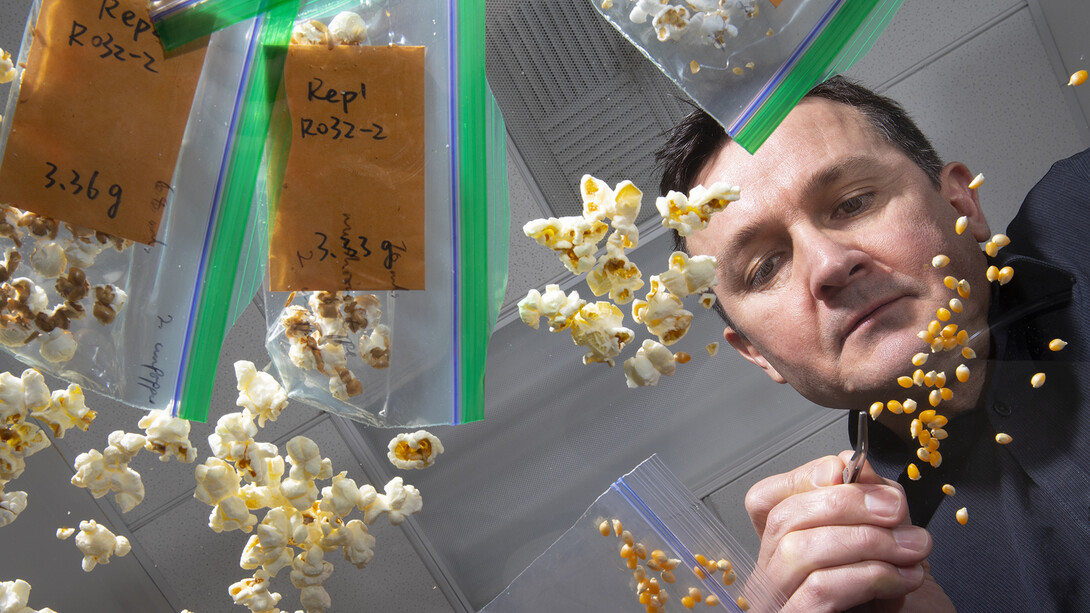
[656,76,944,330]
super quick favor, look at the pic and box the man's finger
[746,455,845,537]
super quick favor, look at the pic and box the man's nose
[800,230,869,302]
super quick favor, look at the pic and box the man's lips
[842,295,908,341]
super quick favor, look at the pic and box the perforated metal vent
[486,0,690,221]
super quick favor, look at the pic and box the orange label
[269,44,427,292]
[0,0,207,245]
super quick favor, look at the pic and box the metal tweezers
[843,411,868,484]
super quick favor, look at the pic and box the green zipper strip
[824,0,903,79]
[485,84,510,335]
[177,2,298,422]
[457,0,488,423]
[733,0,887,154]
[154,0,298,52]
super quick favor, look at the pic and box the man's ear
[940,162,991,241]
[723,326,787,384]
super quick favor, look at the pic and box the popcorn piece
[328,11,368,45]
[209,493,258,533]
[291,19,329,46]
[358,324,391,370]
[342,293,381,333]
[586,234,644,304]
[386,431,445,470]
[657,182,740,236]
[38,329,77,363]
[0,579,33,613]
[523,216,609,274]
[209,411,258,463]
[281,436,331,510]
[16,213,59,242]
[518,285,587,332]
[71,450,111,498]
[653,5,689,41]
[569,302,634,367]
[0,490,27,528]
[291,546,334,613]
[321,519,375,569]
[237,441,283,488]
[229,570,282,613]
[56,526,74,539]
[138,409,198,463]
[0,49,14,84]
[363,477,422,526]
[580,176,642,248]
[194,457,242,506]
[0,250,19,285]
[659,251,717,297]
[632,276,693,345]
[629,0,668,24]
[32,383,97,438]
[92,285,127,325]
[74,519,131,572]
[307,292,346,338]
[699,292,716,309]
[63,235,106,269]
[28,243,66,279]
[235,361,289,427]
[240,508,295,577]
[623,339,678,388]
[54,267,90,304]
[706,342,720,356]
[329,366,363,401]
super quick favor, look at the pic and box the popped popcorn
[328,11,368,45]
[623,339,678,388]
[74,519,131,572]
[91,284,127,325]
[364,477,422,526]
[229,570,283,613]
[586,234,644,304]
[523,216,609,275]
[31,383,96,438]
[138,409,198,463]
[629,0,668,24]
[70,431,147,513]
[652,5,690,41]
[321,519,375,569]
[659,251,717,297]
[518,285,586,332]
[28,243,66,279]
[656,182,740,236]
[0,579,57,613]
[291,20,329,46]
[38,329,76,363]
[0,490,27,528]
[386,430,445,470]
[290,546,333,612]
[580,175,642,248]
[235,361,289,427]
[56,526,74,539]
[632,276,693,345]
[0,49,14,84]
[569,302,635,366]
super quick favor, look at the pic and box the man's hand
[744,452,955,612]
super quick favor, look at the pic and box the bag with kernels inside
[591,0,903,153]
[481,455,787,612]
[258,0,509,427]
[0,0,283,421]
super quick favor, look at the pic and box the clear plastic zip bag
[591,0,902,152]
[260,0,509,427]
[0,0,277,421]
[483,455,787,611]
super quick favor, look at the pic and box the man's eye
[749,254,780,288]
[835,193,873,217]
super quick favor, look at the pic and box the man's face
[687,99,992,409]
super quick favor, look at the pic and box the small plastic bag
[260,0,509,427]
[592,0,902,152]
[0,0,287,421]
[482,454,787,611]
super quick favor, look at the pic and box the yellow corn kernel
[931,338,946,353]
[613,519,623,536]
[956,363,970,383]
[622,530,634,546]
[913,369,926,386]
[688,587,704,603]
[929,450,943,468]
[903,398,918,414]
[681,596,696,609]
[722,569,737,585]
[937,307,952,322]
[621,544,634,558]
[968,173,984,189]
[640,592,652,605]
[935,372,947,388]
[651,549,667,563]
[928,320,942,335]
[887,400,903,415]
[638,578,650,593]
[940,387,953,401]
[648,578,660,594]
[627,555,639,569]
[944,275,958,289]
[693,565,705,579]
[955,216,968,235]
[956,507,968,525]
[664,558,681,571]
[943,336,959,351]
[956,329,969,345]
[932,254,950,268]
[732,66,745,76]
[736,596,751,611]
[984,242,998,257]
[917,447,931,462]
[599,520,611,536]
[694,554,708,566]
[1031,372,1046,388]
[634,566,647,581]
[932,428,948,440]
[706,342,720,356]
[962,347,977,359]
[1049,338,1067,352]
[675,352,692,365]
[705,595,721,607]
[923,370,936,387]
[942,483,956,496]
[941,324,958,339]
[869,401,884,420]
[690,60,700,74]
[766,27,774,36]
[995,432,1013,445]
[919,429,931,447]
[910,419,923,438]
[918,330,934,343]
[918,409,937,423]
[661,570,675,583]
[949,298,964,313]
[986,265,999,282]
[1068,69,1087,86]
[898,376,913,388]
[907,463,921,480]
[635,544,647,559]
[658,591,669,605]
[646,559,663,572]
[717,559,731,572]
[992,233,1010,247]
[929,389,941,407]
[998,266,1014,285]
[911,352,929,366]
[958,279,971,298]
